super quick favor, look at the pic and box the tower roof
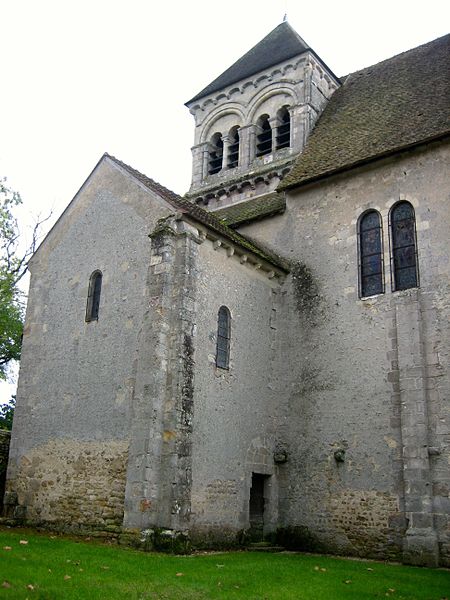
[186,21,310,104]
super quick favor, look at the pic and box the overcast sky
[0,0,448,397]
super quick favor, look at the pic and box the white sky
[0,0,448,398]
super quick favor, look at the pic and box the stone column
[289,104,309,154]
[189,143,209,188]
[123,217,199,534]
[238,124,254,169]
[122,219,178,530]
[268,118,278,154]
[221,134,230,170]
[394,290,438,566]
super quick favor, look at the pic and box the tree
[0,178,48,380]
[0,395,15,430]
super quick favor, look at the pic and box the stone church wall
[240,141,450,564]
[189,238,285,544]
[5,160,173,530]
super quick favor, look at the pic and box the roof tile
[187,22,309,104]
[280,34,450,190]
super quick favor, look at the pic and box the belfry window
[86,270,102,321]
[216,306,231,369]
[208,133,223,175]
[276,107,291,150]
[256,115,272,157]
[358,210,384,297]
[227,127,240,168]
[390,201,419,291]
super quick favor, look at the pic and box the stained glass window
[390,202,418,290]
[359,210,384,297]
[216,306,231,369]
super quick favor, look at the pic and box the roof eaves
[279,131,450,191]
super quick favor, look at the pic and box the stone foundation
[5,439,128,527]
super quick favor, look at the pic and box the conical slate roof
[186,21,310,104]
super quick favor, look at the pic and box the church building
[4,22,450,566]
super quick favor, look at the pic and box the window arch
[208,132,223,175]
[227,126,240,168]
[86,270,102,322]
[358,210,384,297]
[256,115,272,157]
[216,306,231,369]
[390,201,419,291]
[276,106,291,150]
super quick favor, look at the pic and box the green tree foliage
[0,179,25,380]
[0,178,47,381]
[0,395,15,430]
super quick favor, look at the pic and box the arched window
[227,127,240,168]
[390,201,419,291]
[358,210,384,297]
[86,270,102,321]
[276,106,290,150]
[216,306,231,369]
[256,115,272,157]
[208,133,223,175]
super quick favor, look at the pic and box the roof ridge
[342,33,450,81]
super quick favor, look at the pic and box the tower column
[190,142,209,186]
[269,117,278,154]
[221,134,230,170]
[239,124,255,169]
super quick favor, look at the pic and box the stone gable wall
[4,160,174,530]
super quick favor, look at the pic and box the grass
[0,527,449,599]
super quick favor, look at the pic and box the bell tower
[185,21,340,213]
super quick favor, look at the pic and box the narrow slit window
[276,107,290,150]
[256,115,272,157]
[86,270,102,321]
[208,133,223,175]
[227,127,240,168]
[216,306,231,369]
[358,210,384,297]
[390,201,419,291]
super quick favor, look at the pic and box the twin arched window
[358,202,418,298]
[86,270,102,321]
[216,306,231,369]
[208,128,241,174]
[207,107,291,174]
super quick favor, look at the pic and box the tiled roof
[212,193,286,227]
[280,34,450,190]
[186,22,309,104]
[106,154,289,272]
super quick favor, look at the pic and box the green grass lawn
[0,528,449,599]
